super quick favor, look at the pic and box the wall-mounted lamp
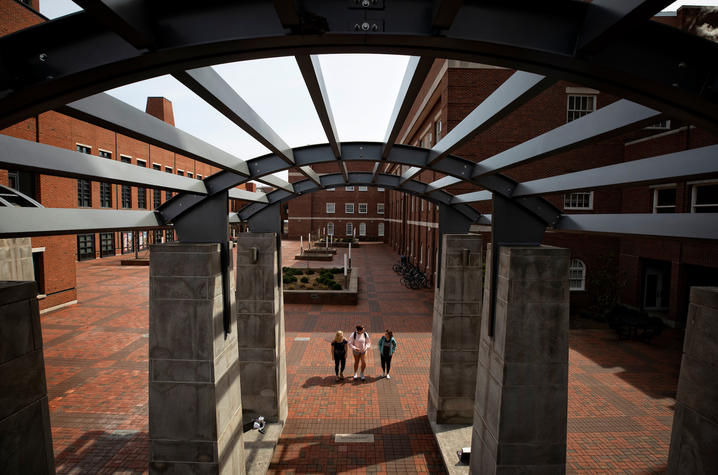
[250,247,259,264]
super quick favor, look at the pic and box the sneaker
[360,373,365,381]
[353,373,358,380]
[340,373,344,379]
[381,372,386,378]
[386,374,391,379]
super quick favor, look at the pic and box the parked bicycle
[393,259,432,289]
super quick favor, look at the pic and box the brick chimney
[145,97,175,126]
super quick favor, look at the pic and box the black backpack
[352,331,368,340]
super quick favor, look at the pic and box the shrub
[300,276,309,283]
[306,269,315,275]
[331,282,342,290]
[283,275,297,284]
[331,267,342,274]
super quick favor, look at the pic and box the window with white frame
[377,203,385,214]
[691,182,718,213]
[435,119,442,141]
[345,202,354,214]
[378,222,384,237]
[569,259,586,291]
[358,203,368,214]
[358,186,368,191]
[346,222,353,236]
[567,95,596,122]
[653,187,676,213]
[326,202,335,214]
[564,191,593,210]
[359,222,366,236]
[346,186,354,191]
[327,222,334,235]
[421,199,424,212]
[378,187,385,192]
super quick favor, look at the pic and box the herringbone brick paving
[39,241,681,473]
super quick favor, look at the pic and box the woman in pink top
[348,324,371,381]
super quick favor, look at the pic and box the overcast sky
[38,0,718,180]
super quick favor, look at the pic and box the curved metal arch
[0,0,717,133]
[160,141,560,226]
[237,172,485,223]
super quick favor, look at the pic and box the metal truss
[0,0,717,244]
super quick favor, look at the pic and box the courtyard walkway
[39,241,681,473]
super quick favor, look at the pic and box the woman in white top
[347,324,371,381]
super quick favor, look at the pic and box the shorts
[353,349,366,356]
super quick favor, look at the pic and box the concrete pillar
[149,243,245,474]
[0,238,34,281]
[471,245,570,475]
[235,233,288,424]
[0,281,55,474]
[428,234,483,424]
[667,286,718,474]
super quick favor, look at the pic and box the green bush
[306,269,315,275]
[331,267,342,274]
[283,268,302,276]
[300,276,309,283]
[331,282,342,290]
[283,275,297,284]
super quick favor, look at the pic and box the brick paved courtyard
[39,241,681,473]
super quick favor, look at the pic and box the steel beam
[0,207,163,238]
[426,175,461,192]
[228,188,269,203]
[72,0,155,49]
[0,134,207,194]
[432,0,464,30]
[513,144,718,197]
[60,93,250,176]
[471,99,662,179]
[556,213,718,240]
[2,1,718,133]
[296,54,341,158]
[382,56,434,159]
[575,0,673,55]
[255,174,294,194]
[451,190,493,204]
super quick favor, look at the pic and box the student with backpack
[331,330,348,381]
[378,330,397,379]
[347,324,370,381]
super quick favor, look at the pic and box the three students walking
[333,324,396,381]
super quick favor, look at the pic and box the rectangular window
[76,144,91,154]
[346,186,354,191]
[378,187,385,192]
[358,203,368,214]
[99,150,111,159]
[154,229,163,244]
[77,179,91,207]
[345,203,354,214]
[138,231,149,250]
[653,187,676,213]
[177,170,184,176]
[165,166,173,173]
[346,222,353,236]
[165,229,174,242]
[77,234,95,261]
[692,183,718,213]
[378,222,385,237]
[166,190,173,200]
[120,156,132,208]
[153,188,161,209]
[326,202,335,213]
[327,222,334,235]
[197,174,203,180]
[359,222,366,236]
[358,186,368,191]
[187,172,193,179]
[567,95,596,122]
[421,199,424,211]
[564,191,593,210]
[121,231,133,254]
[100,182,112,208]
[435,120,442,141]
[100,232,115,257]
[137,160,147,209]
[377,203,385,214]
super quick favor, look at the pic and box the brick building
[0,0,256,312]
[383,7,718,328]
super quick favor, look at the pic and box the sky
[37,0,718,180]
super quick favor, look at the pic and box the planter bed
[314,241,359,248]
[294,253,333,261]
[283,268,358,305]
[303,247,337,255]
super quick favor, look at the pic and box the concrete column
[0,281,55,474]
[471,245,570,475]
[149,243,245,474]
[667,286,718,474]
[235,233,288,424]
[0,238,34,281]
[428,234,483,424]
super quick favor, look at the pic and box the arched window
[569,259,586,291]
[327,222,334,236]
